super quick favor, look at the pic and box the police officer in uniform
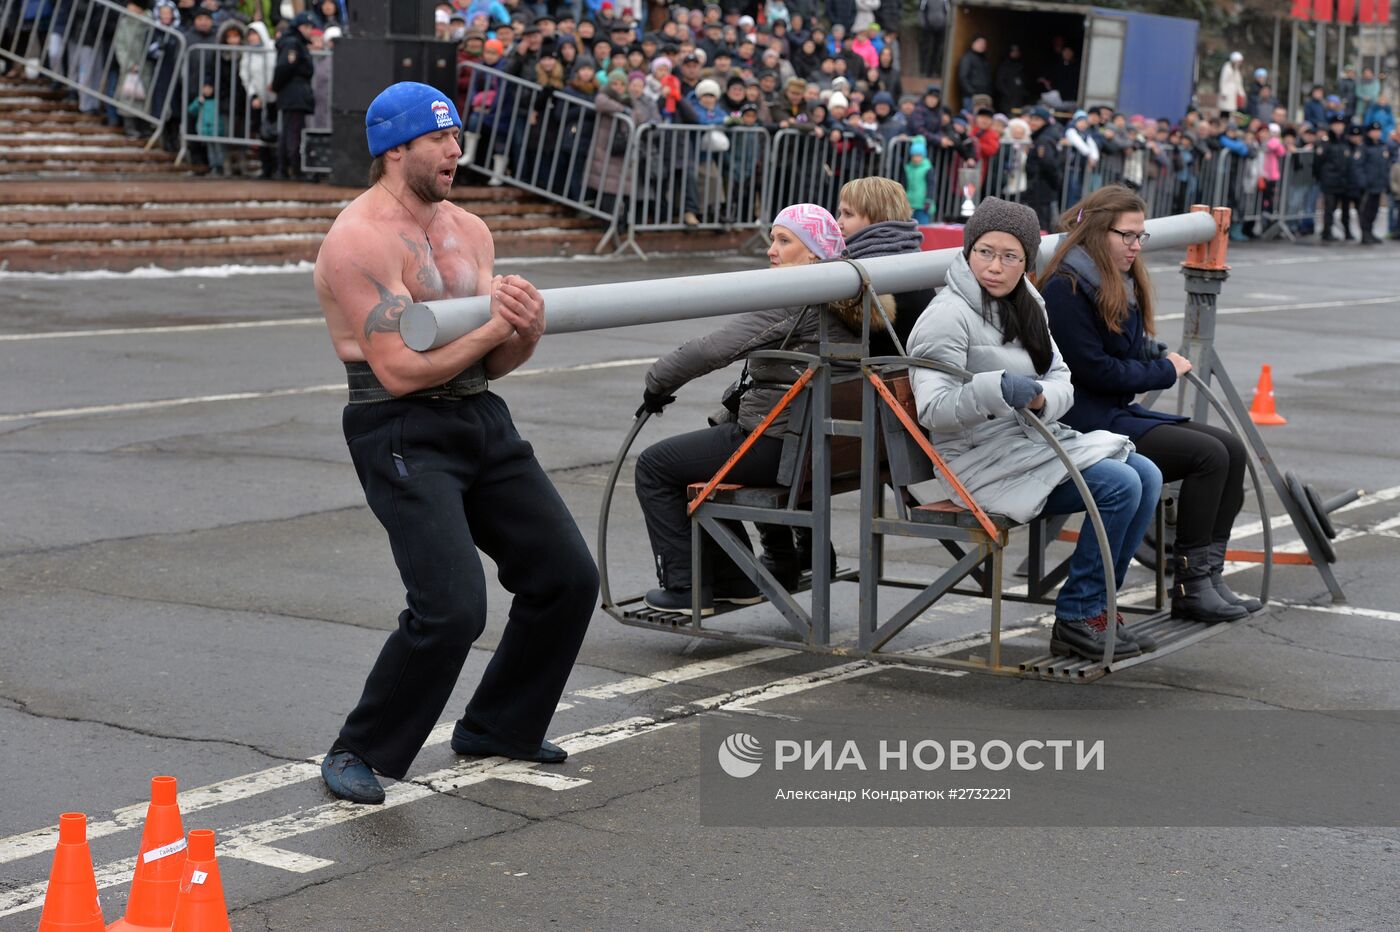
[1023,105,1064,232]
[1357,120,1390,244]
[1313,114,1356,241]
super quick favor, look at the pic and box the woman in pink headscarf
[632,204,885,614]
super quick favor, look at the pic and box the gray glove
[1000,372,1043,409]
[1138,338,1170,361]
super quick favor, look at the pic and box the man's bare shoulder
[319,192,383,258]
[436,202,494,256]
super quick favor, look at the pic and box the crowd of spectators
[7,0,1398,237]
[10,0,344,179]
[446,0,1400,240]
[1218,52,1399,241]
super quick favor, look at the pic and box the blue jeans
[1040,453,1162,621]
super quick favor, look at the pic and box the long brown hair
[1037,185,1155,335]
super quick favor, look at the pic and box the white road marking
[0,358,657,424]
[0,660,929,912]
[0,384,345,424]
[1274,602,1400,624]
[571,647,793,699]
[0,318,324,342]
[0,659,945,917]
[220,843,335,873]
[1,489,1393,904]
[0,645,847,871]
[1157,294,1400,322]
[0,761,323,866]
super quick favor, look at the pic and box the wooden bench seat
[909,500,1016,530]
[686,475,866,509]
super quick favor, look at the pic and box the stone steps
[0,231,624,270]
[0,131,162,147]
[3,146,174,162]
[0,159,190,175]
[0,75,753,271]
[0,83,66,100]
[0,177,625,270]
[0,73,186,176]
[0,214,602,244]
[0,199,577,227]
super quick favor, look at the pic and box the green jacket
[904,157,932,209]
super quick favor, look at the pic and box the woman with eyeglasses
[908,198,1163,661]
[1041,185,1257,624]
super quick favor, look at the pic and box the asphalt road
[1,239,1398,931]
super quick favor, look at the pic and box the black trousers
[1132,421,1247,551]
[919,27,945,78]
[634,423,783,590]
[337,394,597,779]
[1322,191,1354,238]
[278,109,307,178]
[1026,197,1056,235]
[1359,192,1382,239]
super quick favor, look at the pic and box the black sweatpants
[1131,421,1247,551]
[634,423,783,590]
[337,394,597,779]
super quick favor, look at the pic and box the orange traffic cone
[108,776,187,932]
[169,830,230,932]
[1248,364,1288,425]
[38,813,106,932]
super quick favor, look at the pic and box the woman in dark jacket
[1041,185,1259,624]
[633,204,877,614]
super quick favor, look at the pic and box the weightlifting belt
[345,361,488,404]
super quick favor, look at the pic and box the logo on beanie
[431,99,453,129]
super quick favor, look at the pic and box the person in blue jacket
[1040,185,1259,625]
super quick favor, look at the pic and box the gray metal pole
[1339,22,1347,79]
[1289,19,1300,119]
[400,211,1219,350]
[1272,14,1282,97]
[1315,22,1327,91]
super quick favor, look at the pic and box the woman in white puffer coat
[906,197,1162,662]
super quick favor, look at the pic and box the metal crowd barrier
[1262,150,1318,240]
[177,42,328,166]
[459,60,633,252]
[762,127,883,222]
[618,122,770,255]
[0,0,186,139]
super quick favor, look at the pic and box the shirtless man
[313,82,598,805]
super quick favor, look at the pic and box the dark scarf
[1062,244,1135,310]
[1062,246,1164,360]
[844,220,923,260]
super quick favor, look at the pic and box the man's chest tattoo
[399,232,443,294]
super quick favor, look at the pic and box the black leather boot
[1208,539,1263,613]
[794,526,838,576]
[1171,546,1248,623]
[756,523,800,589]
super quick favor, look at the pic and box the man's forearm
[483,333,539,380]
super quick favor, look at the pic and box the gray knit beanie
[962,197,1043,273]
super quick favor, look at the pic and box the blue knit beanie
[365,82,462,157]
